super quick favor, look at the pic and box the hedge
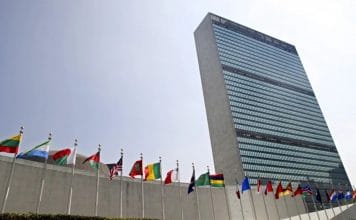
[0,213,158,220]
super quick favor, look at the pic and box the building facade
[194,13,351,206]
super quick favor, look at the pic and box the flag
[0,134,22,154]
[196,172,210,186]
[316,188,322,203]
[236,189,241,199]
[329,189,337,202]
[235,179,241,199]
[129,160,143,178]
[345,191,352,200]
[241,176,250,193]
[302,185,313,196]
[257,179,262,194]
[337,190,345,200]
[275,181,284,199]
[144,162,161,181]
[283,182,293,196]
[106,156,123,180]
[352,190,356,201]
[52,148,76,165]
[264,180,273,195]
[293,185,303,197]
[83,151,100,170]
[325,190,330,202]
[164,168,178,185]
[17,140,50,159]
[188,169,195,194]
[209,174,224,187]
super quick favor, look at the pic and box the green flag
[196,172,210,186]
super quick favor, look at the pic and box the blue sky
[0,0,355,185]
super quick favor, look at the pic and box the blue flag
[17,140,50,159]
[338,191,345,200]
[241,176,251,193]
[316,188,322,203]
[345,191,352,200]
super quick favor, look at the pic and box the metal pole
[301,195,311,220]
[159,156,165,220]
[141,153,144,218]
[67,139,78,215]
[282,192,291,220]
[245,176,257,220]
[222,173,231,220]
[193,163,201,220]
[272,182,281,220]
[94,144,101,216]
[177,160,183,220]
[207,166,215,220]
[1,126,23,214]
[258,177,270,220]
[236,180,245,220]
[119,148,123,218]
[292,194,302,220]
[36,133,52,214]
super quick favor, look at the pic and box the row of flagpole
[1,128,356,219]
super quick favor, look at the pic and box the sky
[0,0,355,185]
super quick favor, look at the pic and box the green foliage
[0,213,158,220]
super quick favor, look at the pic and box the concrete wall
[0,155,312,219]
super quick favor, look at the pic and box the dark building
[194,13,351,206]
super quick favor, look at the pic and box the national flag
[337,190,345,200]
[316,188,322,203]
[52,148,77,165]
[236,190,241,199]
[164,168,178,185]
[275,181,284,199]
[302,185,313,196]
[106,156,123,180]
[17,140,50,159]
[144,162,161,181]
[129,160,143,178]
[257,179,262,194]
[283,182,293,196]
[293,185,303,197]
[235,179,241,199]
[83,151,100,170]
[329,189,337,202]
[0,134,22,154]
[196,172,210,186]
[264,180,273,195]
[325,190,330,202]
[241,176,251,193]
[188,169,195,194]
[209,174,224,187]
[345,191,352,200]
[352,190,356,201]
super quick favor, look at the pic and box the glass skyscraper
[194,13,350,205]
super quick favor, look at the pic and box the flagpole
[281,185,291,220]
[94,144,101,216]
[119,148,123,218]
[236,180,245,220]
[36,133,52,214]
[222,172,231,220]
[272,181,281,220]
[333,183,343,215]
[141,153,144,218]
[1,126,23,214]
[193,163,201,220]
[306,180,320,220]
[177,160,183,220]
[287,181,301,220]
[315,183,329,220]
[258,177,269,220]
[67,139,77,215]
[159,156,165,220]
[301,194,311,220]
[207,166,215,220]
[329,192,336,218]
[244,175,257,220]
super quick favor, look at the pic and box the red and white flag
[257,179,262,194]
[164,168,178,185]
